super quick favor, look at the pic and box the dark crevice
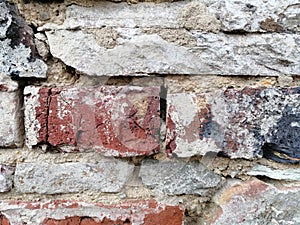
[17,85,26,148]
[262,143,300,164]
[222,30,248,35]
[23,0,64,3]
[43,88,52,148]
[160,83,167,123]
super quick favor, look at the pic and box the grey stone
[191,32,299,76]
[0,165,14,192]
[46,30,299,76]
[0,65,22,147]
[46,30,211,76]
[281,4,300,32]
[0,1,11,39]
[211,0,298,32]
[210,178,300,225]
[0,88,23,147]
[139,159,222,195]
[0,0,47,78]
[248,164,300,181]
[41,1,216,30]
[40,0,299,33]
[0,39,47,78]
[14,160,134,194]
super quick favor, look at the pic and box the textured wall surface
[0,0,299,224]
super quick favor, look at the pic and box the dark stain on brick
[198,99,213,139]
[166,113,176,156]
[263,106,300,164]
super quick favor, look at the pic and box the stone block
[46,30,299,76]
[14,160,134,194]
[139,159,222,195]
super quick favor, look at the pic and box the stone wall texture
[0,0,299,224]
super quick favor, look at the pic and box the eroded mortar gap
[17,85,26,148]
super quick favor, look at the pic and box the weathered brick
[139,159,222,195]
[206,178,300,224]
[0,165,14,193]
[0,78,23,147]
[0,200,184,225]
[0,214,9,225]
[42,216,131,225]
[14,160,134,194]
[166,87,300,159]
[24,86,160,156]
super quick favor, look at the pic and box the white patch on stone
[248,165,300,181]
[169,93,198,127]
[0,40,47,78]
[24,86,43,147]
[0,90,23,147]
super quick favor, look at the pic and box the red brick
[0,200,184,225]
[0,214,10,225]
[143,205,184,225]
[24,86,161,156]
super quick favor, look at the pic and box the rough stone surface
[0,200,183,225]
[14,160,134,194]
[0,165,14,192]
[0,1,11,39]
[281,4,300,32]
[139,159,223,195]
[167,87,300,159]
[24,86,160,156]
[41,1,216,30]
[248,164,300,181]
[41,0,299,33]
[0,84,23,147]
[46,30,299,76]
[208,178,300,225]
[0,0,47,78]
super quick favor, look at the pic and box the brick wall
[0,0,299,224]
